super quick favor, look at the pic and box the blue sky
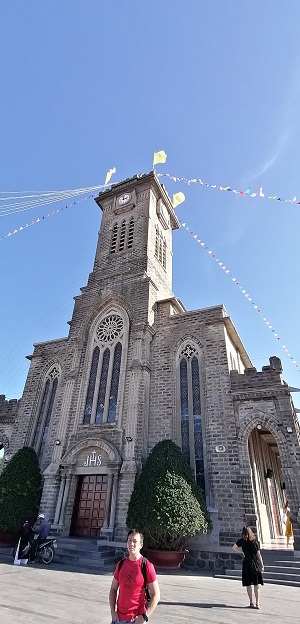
[1,1,300,412]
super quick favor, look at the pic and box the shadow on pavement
[160,602,249,609]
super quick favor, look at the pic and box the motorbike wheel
[40,545,54,564]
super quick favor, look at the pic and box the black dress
[236,538,264,587]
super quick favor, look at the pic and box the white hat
[38,513,45,519]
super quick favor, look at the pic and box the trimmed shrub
[127,439,211,550]
[0,447,42,533]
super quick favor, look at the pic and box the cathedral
[1,171,300,552]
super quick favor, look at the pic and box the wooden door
[71,475,108,538]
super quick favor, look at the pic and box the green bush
[0,447,42,533]
[127,439,211,550]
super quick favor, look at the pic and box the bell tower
[90,171,180,316]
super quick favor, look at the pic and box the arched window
[162,238,167,269]
[158,234,163,264]
[110,219,135,254]
[32,366,60,458]
[83,315,125,425]
[83,347,100,423]
[127,218,134,248]
[118,220,126,251]
[179,345,205,492]
[110,223,118,254]
[155,226,159,258]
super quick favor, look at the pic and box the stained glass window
[95,349,110,424]
[83,314,125,425]
[108,342,122,423]
[180,359,190,464]
[179,350,205,494]
[32,379,50,447]
[38,377,58,457]
[127,218,134,248]
[83,347,100,424]
[192,356,205,492]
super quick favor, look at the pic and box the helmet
[38,513,45,519]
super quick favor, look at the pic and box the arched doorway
[248,427,285,545]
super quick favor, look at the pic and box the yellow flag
[153,150,167,166]
[104,167,116,186]
[172,192,185,208]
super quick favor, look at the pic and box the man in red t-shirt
[109,529,160,623]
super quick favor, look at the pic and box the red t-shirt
[114,556,156,620]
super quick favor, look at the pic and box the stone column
[102,474,113,529]
[109,474,118,530]
[59,473,72,525]
[53,474,66,525]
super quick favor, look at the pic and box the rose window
[96,315,123,343]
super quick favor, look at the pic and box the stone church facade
[1,171,300,551]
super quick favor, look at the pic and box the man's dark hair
[127,528,144,541]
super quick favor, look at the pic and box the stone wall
[0,394,19,460]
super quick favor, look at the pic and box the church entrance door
[70,474,108,538]
[248,427,284,546]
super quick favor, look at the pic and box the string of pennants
[0,194,94,241]
[153,150,300,205]
[1,155,299,373]
[180,221,299,372]
[157,172,300,204]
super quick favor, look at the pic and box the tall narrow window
[32,367,60,460]
[83,347,100,424]
[108,342,122,423]
[155,226,159,258]
[39,377,58,458]
[191,356,205,491]
[110,223,118,254]
[95,348,110,424]
[159,233,163,263]
[179,345,205,492]
[83,314,125,425]
[32,379,50,448]
[119,220,126,251]
[162,238,167,269]
[180,359,190,464]
[127,218,134,248]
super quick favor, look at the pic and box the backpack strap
[117,557,126,573]
[141,557,151,603]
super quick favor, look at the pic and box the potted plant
[0,447,42,546]
[127,440,210,567]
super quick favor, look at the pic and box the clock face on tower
[118,193,131,205]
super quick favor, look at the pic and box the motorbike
[13,536,57,564]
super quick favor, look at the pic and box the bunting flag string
[180,221,300,372]
[158,172,300,206]
[0,194,94,241]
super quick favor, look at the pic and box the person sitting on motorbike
[29,513,51,562]
[14,520,34,564]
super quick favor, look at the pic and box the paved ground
[0,561,299,623]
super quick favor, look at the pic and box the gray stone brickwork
[5,171,300,554]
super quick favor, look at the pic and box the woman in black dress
[233,526,264,609]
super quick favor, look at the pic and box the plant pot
[143,548,188,568]
[0,532,17,547]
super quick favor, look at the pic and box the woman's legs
[246,585,253,605]
[287,536,290,548]
[254,584,260,607]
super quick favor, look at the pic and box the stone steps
[0,537,122,572]
[215,549,300,588]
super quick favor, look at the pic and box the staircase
[54,537,122,571]
[216,549,300,587]
[0,537,123,572]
